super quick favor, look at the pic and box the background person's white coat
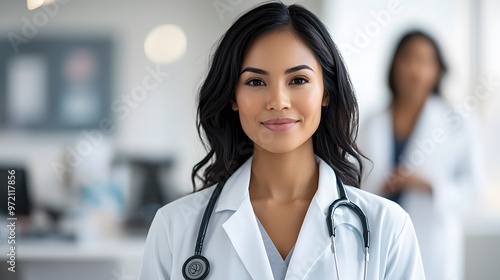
[139,156,425,279]
[357,95,485,280]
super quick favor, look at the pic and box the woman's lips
[261,118,299,132]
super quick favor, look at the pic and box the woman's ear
[322,92,330,107]
[231,99,239,111]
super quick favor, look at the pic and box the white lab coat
[357,96,484,280]
[139,155,425,279]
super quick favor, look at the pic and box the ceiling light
[144,24,187,64]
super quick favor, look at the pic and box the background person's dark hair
[192,2,366,191]
[388,30,447,99]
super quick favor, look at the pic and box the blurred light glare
[27,0,44,10]
[144,24,187,64]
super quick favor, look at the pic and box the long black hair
[192,2,365,191]
[388,30,447,98]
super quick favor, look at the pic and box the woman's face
[393,36,440,101]
[233,29,328,154]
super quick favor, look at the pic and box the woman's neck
[249,138,318,203]
[391,94,428,139]
[392,92,429,113]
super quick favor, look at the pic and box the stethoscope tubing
[194,182,224,256]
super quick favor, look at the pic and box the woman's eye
[290,77,309,85]
[245,79,266,87]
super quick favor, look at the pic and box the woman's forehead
[241,30,321,73]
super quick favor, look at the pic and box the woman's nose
[266,84,291,111]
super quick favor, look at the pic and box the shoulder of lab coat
[138,156,425,279]
[385,212,425,279]
[138,185,215,280]
[344,187,425,279]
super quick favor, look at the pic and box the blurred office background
[0,0,498,279]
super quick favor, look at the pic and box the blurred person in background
[357,30,484,280]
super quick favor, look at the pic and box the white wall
[0,0,322,208]
[478,0,500,191]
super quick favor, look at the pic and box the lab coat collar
[214,155,340,215]
[214,155,253,213]
[217,154,341,279]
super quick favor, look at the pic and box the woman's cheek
[296,86,323,119]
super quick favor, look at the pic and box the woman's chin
[253,138,312,155]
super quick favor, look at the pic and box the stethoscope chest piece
[182,255,210,280]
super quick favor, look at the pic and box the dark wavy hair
[192,2,365,191]
[388,30,447,98]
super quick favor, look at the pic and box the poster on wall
[0,37,113,130]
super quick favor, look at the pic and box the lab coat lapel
[399,96,441,170]
[216,157,275,280]
[222,199,274,280]
[285,200,330,279]
[285,157,340,279]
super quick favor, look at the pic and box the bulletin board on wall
[0,37,113,131]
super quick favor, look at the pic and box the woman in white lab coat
[357,31,484,280]
[140,3,424,279]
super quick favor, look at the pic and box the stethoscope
[182,174,370,280]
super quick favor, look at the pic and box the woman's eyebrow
[240,67,268,75]
[240,64,314,76]
[285,64,314,74]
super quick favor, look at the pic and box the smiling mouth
[261,118,299,131]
